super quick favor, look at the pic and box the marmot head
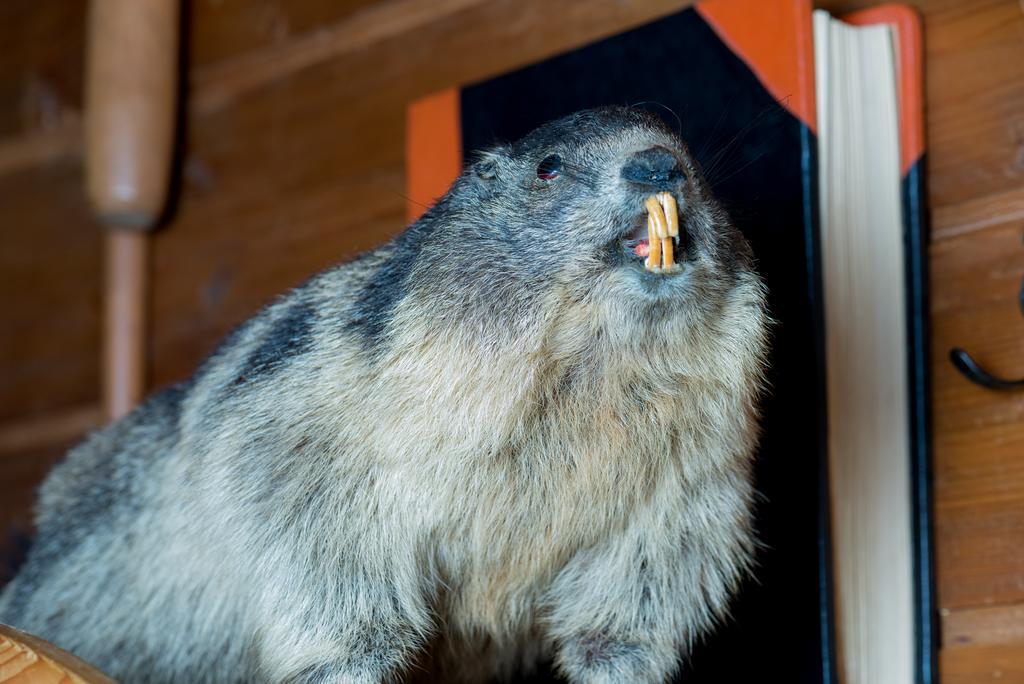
[391,106,765,378]
[424,107,757,318]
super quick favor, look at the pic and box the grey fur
[0,107,769,683]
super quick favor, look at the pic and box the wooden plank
[191,0,491,114]
[0,0,377,140]
[188,0,383,67]
[921,0,1024,209]
[0,157,102,423]
[936,419,1024,508]
[943,603,1024,647]
[0,118,80,177]
[0,1,85,140]
[933,185,1024,241]
[930,218,1024,610]
[936,486,1024,609]
[0,406,100,456]
[931,220,1024,437]
[941,642,1024,683]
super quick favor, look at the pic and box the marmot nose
[620,146,685,188]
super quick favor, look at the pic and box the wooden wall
[1,0,1022,679]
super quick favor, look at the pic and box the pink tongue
[634,239,650,258]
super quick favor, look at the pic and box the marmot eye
[536,154,562,180]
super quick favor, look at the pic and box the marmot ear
[472,145,510,181]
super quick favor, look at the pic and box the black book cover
[406,1,932,681]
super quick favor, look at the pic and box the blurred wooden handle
[86,0,180,228]
[102,232,149,419]
[86,0,180,419]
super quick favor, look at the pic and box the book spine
[903,157,937,684]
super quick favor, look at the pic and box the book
[406,1,933,682]
[814,6,933,684]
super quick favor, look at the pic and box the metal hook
[950,272,1024,390]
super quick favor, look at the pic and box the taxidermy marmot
[0,107,769,683]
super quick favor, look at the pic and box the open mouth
[621,193,682,273]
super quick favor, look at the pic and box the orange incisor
[644,193,680,272]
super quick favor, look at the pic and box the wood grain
[0,119,80,178]
[0,157,102,423]
[0,0,377,140]
[187,0,383,67]
[190,0,489,115]
[0,407,100,457]
[936,488,1024,609]
[920,0,1024,209]
[0,624,113,683]
[931,220,1024,437]
[931,217,1024,611]
[941,642,1024,683]
[943,603,1024,648]
[0,1,86,140]
[933,184,1024,241]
